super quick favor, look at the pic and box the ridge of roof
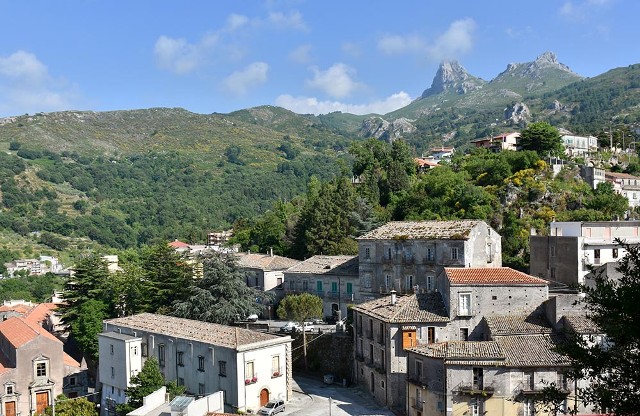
[352,292,449,323]
[0,316,61,348]
[357,220,484,240]
[445,267,548,285]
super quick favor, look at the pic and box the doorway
[5,401,15,416]
[36,391,49,414]
[259,388,269,407]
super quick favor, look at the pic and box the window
[6,385,13,394]
[110,366,114,378]
[254,277,259,287]
[276,277,283,287]
[523,400,535,416]
[594,249,601,258]
[550,245,556,257]
[141,342,148,357]
[379,322,384,344]
[132,346,138,356]
[459,293,472,316]
[472,367,484,390]
[219,360,227,377]
[523,371,534,390]
[245,361,254,379]
[470,397,482,416]
[406,275,413,291]
[110,344,114,355]
[387,247,392,260]
[36,362,47,377]
[68,377,76,386]
[427,247,435,262]
[364,247,370,259]
[557,372,567,390]
[331,281,338,293]
[316,280,323,292]
[272,355,280,376]
[427,327,435,343]
[346,282,353,294]
[427,275,434,291]
[451,247,459,260]
[289,280,295,290]
[402,329,417,349]
[198,383,205,395]
[460,327,469,341]
[384,275,390,290]
[177,351,184,366]
[380,349,385,371]
[198,355,205,371]
[486,243,493,262]
[302,280,308,290]
[158,344,165,366]
[415,359,423,379]
[613,248,619,258]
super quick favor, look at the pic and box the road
[282,375,396,416]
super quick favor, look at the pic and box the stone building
[99,313,292,415]
[357,220,502,300]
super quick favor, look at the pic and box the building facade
[99,313,292,415]
[605,171,640,210]
[357,220,502,301]
[470,132,520,152]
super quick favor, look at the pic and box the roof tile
[352,293,449,323]
[445,267,548,285]
[358,220,483,240]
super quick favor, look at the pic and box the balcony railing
[454,381,496,396]
[516,382,570,397]
[326,291,339,300]
[407,375,427,389]
[412,397,424,410]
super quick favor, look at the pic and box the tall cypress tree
[140,242,193,313]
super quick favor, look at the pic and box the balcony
[325,291,339,300]
[454,382,495,396]
[408,375,427,389]
[412,397,425,410]
[314,290,325,299]
[516,382,570,397]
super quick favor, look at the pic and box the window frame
[458,292,472,316]
[198,355,205,372]
[219,360,227,377]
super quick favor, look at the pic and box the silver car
[258,399,285,415]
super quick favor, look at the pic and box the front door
[259,388,269,407]
[5,401,16,416]
[36,391,49,414]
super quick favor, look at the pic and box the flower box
[272,371,281,378]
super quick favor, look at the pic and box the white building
[605,171,640,209]
[98,313,292,415]
[561,134,598,156]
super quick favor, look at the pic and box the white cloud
[427,18,476,61]
[289,44,313,64]
[378,34,426,55]
[267,11,308,31]
[559,0,612,21]
[222,62,269,95]
[226,13,249,31]
[275,91,413,116]
[306,63,364,99]
[153,35,204,74]
[341,42,362,58]
[0,51,78,116]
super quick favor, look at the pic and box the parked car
[246,314,259,322]
[280,322,300,333]
[308,317,324,325]
[296,323,315,332]
[258,399,285,415]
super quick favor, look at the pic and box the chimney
[390,290,397,306]
[269,247,273,257]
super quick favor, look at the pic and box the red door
[5,401,16,416]
[260,388,269,406]
[36,392,49,415]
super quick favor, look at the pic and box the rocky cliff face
[359,116,417,141]
[491,51,581,92]
[420,60,486,98]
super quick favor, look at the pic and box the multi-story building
[0,316,87,416]
[605,171,640,209]
[283,255,359,320]
[529,221,639,287]
[352,267,548,412]
[357,220,502,300]
[236,251,300,318]
[561,134,598,156]
[580,165,606,190]
[470,132,520,152]
[99,313,292,415]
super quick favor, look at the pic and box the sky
[0,0,638,118]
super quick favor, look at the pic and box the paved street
[282,375,396,416]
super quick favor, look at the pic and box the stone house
[529,221,639,287]
[357,220,502,300]
[99,313,292,415]
[0,316,87,416]
[351,267,548,412]
[283,255,359,320]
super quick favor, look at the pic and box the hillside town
[0,125,637,416]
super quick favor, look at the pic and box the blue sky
[0,0,637,118]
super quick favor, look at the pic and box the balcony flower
[251,376,258,383]
[272,371,280,377]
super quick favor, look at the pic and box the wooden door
[36,391,49,414]
[259,388,269,407]
[402,329,417,349]
[5,401,16,416]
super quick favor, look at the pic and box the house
[0,316,88,416]
[470,132,520,153]
[357,220,502,300]
[604,171,640,210]
[235,251,300,318]
[529,221,638,287]
[351,267,548,412]
[283,255,359,321]
[207,230,233,247]
[99,313,292,415]
[429,147,455,162]
[126,386,225,416]
[561,134,598,156]
[580,165,606,190]
[414,157,440,172]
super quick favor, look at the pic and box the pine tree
[140,242,193,313]
[117,357,165,415]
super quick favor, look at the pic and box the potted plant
[272,371,280,377]
[245,378,251,385]
[251,376,258,383]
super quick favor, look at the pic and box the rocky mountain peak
[535,51,558,65]
[420,60,486,99]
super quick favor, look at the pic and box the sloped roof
[484,312,554,336]
[496,334,569,367]
[358,220,484,240]
[285,255,358,275]
[563,314,600,334]
[169,240,190,248]
[605,171,640,180]
[0,316,62,348]
[105,313,290,350]
[25,303,57,326]
[235,253,301,271]
[445,267,548,285]
[0,304,34,315]
[352,293,449,323]
[409,341,503,361]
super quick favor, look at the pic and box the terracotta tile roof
[409,341,503,361]
[563,314,600,334]
[25,303,57,325]
[496,334,569,367]
[605,171,640,180]
[169,240,190,248]
[0,304,34,315]
[357,220,484,240]
[445,267,548,285]
[63,352,81,368]
[284,255,358,275]
[0,316,62,348]
[484,312,553,336]
[235,253,301,271]
[105,313,291,350]
[352,293,449,323]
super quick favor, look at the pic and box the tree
[118,357,165,415]
[171,252,266,324]
[60,254,110,326]
[277,293,323,371]
[106,264,148,317]
[140,242,193,313]
[70,299,108,361]
[44,395,98,416]
[519,122,564,156]
[556,241,640,415]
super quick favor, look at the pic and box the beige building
[99,313,292,415]
[0,316,87,416]
[471,132,520,152]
